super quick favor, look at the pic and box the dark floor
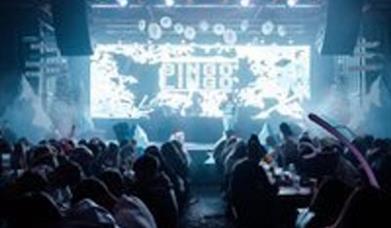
[180,186,235,228]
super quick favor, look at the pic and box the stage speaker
[0,9,19,70]
[320,0,365,55]
[112,122,135,143]
[51,0,93,56]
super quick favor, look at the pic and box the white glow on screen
[240,0,251,7]
[287,0,298,7]
[165,0,175,7]
[116,0,128,7]
[90,43,310,120]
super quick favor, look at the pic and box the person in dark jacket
[229,135,278,228]
[133,154,179,228]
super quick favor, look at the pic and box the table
[277,186,314,228]
[279,186,312,196]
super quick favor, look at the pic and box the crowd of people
[0,135,191,228]
[213,123,391,227]
[0,121,391,227]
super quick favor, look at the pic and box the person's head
[100,142,120,168]
[6,192,62,228]
[78,139,88,147]
[8,171,49,197]
[232,141,248,159]
[130,139,137,147]
[86,142,101,157]
[28,145,55,167]
[299,132,312,144]
[161,142,178,155]
[145,145,160,157]
[11,141,27,170]
[363,135,374,148]
[48,139,62,155]
[225,129,236,139]
[88,138,106,156]
[18,137,31,147]
[59,138,75,155]
[72,178,117,211]
[98,169,124,198]
[247,134,267,163]
[265,135,278,148]
[119,144,135,170]
[231,158,263,188]
[279,122,293,139]
[144,145,167,172]
[107,142,119,153]
[69,146,94,175]
[49,160,84,190]
[133,154,160,181]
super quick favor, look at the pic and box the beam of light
[240,0,250,7]
[165,0,175,7]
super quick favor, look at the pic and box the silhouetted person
[296,178,353,228]
[72,177,157,228]
[278,122,299,169]
[229,135,278,228]
[98,169,125,198]
[133,154,178,228]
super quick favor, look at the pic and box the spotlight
[287,0,298,7]
[165,0,175,6]
[116,0,128,7]
[240,0,250,7]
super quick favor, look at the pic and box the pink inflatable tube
[308,113,380,189]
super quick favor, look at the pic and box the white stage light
[240,0,250,7]
[287,0,298,7]
[165,0,175,6]
[160,16,173,29]
[116,0,128,7]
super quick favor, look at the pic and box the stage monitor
[90,43,310,120]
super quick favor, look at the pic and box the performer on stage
[185,92,203,116]
[220,92,239,132]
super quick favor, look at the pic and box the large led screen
[91,43,310,119]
